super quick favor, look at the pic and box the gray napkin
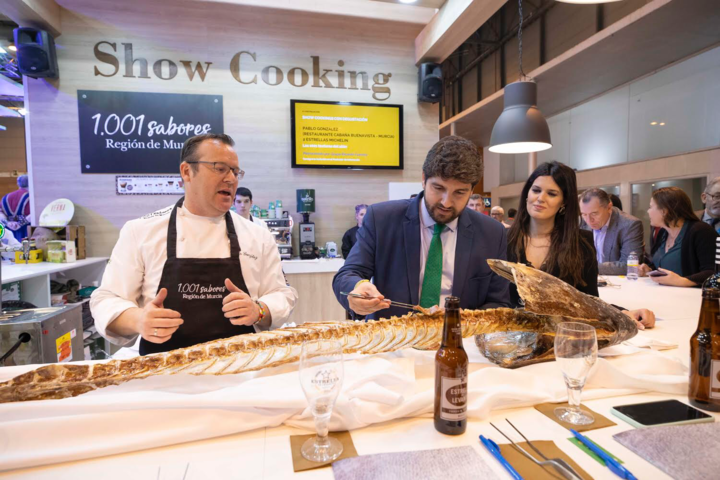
[331,446,500,480]
[613,421,720,480]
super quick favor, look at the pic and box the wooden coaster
[289,431,359,472]
[535,402,616,432]
[499,440,592,480]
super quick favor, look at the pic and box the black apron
[140,197,253,355]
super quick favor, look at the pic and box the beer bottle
[689,237,720,411]
[434,296,468,435]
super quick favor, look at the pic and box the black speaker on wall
[418,63,442,103]
[13,27,59,79]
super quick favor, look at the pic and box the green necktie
[420,223,444,308]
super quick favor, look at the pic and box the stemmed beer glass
[299,340,345,462]
[554,323,598,425]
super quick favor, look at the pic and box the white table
[0,277,704,479]
[1,257,108,308]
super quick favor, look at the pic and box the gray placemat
[613,421,720,480]
[331,446,500,480]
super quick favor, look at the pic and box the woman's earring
[559,205,566,215]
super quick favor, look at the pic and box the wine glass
[299,340,344,462]
[554,322,598,425]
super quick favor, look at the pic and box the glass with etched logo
[299,339,345,462]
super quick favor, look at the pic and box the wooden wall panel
[605,0,654,27]
[544,4,597,64]
[26,0,439,256]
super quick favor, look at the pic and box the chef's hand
[348,281,391,315]
[140,288,184,344]
[223,278,260,326]
[623,308,656,330]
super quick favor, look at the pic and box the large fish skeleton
[0,260,637,403]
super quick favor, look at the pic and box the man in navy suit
[332,136,511,319]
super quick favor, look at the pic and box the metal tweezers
[490,420,584,480]
[340,292,420,311]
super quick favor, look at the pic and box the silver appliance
[266,218,293,260]
[0,305,84,366]
[299,221,316,259]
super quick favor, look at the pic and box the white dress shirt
[592,215,612,264]
[418,200,458,306]
[90,205,298,347]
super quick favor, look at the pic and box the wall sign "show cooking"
[92,42,394,101]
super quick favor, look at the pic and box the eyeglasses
[186,161,245,180]
[706,193,720,202]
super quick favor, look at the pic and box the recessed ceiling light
[659,122,665,126]
[650,122,657,125]
[399,0,418,4]
[8,45,17,52]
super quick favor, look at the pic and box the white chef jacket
[90,204,298,347]
[250,215,269,230]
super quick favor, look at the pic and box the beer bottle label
[711,360,720,400]
[440,376,467,421]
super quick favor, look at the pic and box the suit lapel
[604,209,619,260]
[404,196,422,305]
[452,209,474,299]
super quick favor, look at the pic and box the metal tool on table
[505,419,583,479]
[490,421,583,480]
[340,292,420,311]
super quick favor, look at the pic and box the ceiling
[191,0,440,24]
[371,0,446,7]
[441,0,720,146]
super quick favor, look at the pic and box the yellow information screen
[291,100,403,169]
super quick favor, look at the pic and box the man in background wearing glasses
[91,134,297,355]
[697,176,720,234]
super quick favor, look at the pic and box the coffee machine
[266,216,293,259]
[297,189,316,259]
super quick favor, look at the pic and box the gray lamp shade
[489,81,552,154]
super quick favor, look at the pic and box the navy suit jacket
[332,193,511,319]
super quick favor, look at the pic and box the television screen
[291,100,403,170]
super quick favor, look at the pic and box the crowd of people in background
[336,158,718,293]
[227,136,718,298]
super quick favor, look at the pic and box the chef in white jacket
[90,133,297,355]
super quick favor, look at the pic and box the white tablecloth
[0,277,701,472]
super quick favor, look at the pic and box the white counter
[2,257,109,283]
[281,257,344,274]
[282,258,346,322]
[1,257,109,308]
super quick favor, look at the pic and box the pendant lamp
[489,0,552,154]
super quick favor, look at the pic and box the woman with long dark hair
[507,162,655,328]
[507,162,597,301]
[639,187,718,287]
